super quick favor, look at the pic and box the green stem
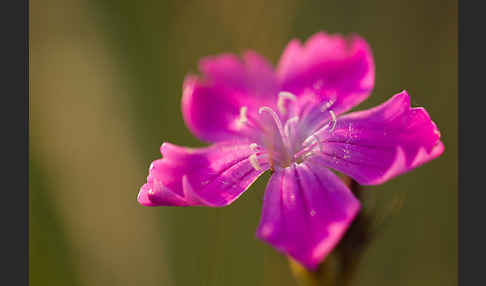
[288,255,338,286]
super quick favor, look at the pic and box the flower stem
[288,255,338,286]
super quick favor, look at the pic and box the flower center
[237,91,337,170]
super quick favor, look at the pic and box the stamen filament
[305,108,338,138]
[277,91,297,115]
[312,134,323,153]
[259,106,286,140]
[320,92,337,112]
[284,116,299,139]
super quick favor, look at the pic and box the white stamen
[320,93,336,112]
[249,143,259,152]
[328,110,337,132]
[302,152,313,161]
[303,136,315,146]
[284,116,299,139]
[277,91,297,115]
[249,153,262,171]
[238,106,248,125]
[259,106,285,138]
[313,134,323,153]
[320,102,332,111]
[302,109,337,141]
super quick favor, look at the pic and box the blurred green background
[30,0,457,285]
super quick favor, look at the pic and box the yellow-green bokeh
[30,0,457,285]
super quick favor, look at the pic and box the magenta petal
[200,51,278,95]
[182,52,279,142]
[277,32,375,115]
[256,162,360,270]
[137,141,269,207]
[317,90,444,185]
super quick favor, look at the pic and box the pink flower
[137,32,444,270]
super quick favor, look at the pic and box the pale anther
[277,91,297,115]
[238,106,248,125]
[328,110,337,132]
[249,143,259,152]
[249,153,262,171]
